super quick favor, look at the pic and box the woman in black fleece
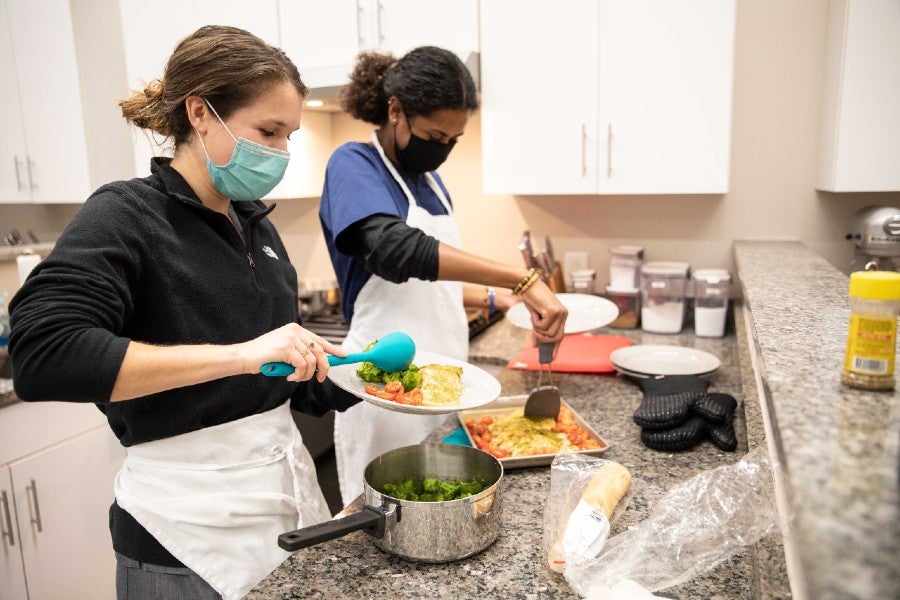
[8,25,357,600]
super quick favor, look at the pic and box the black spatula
[524,342,561,419]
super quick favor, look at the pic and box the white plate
[505,293,619,333]
[608,345,721,376]
[612,364,718,380]
[327,351,501,415]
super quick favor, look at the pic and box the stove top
[301,309,504,345]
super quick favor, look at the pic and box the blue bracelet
[487,287,496,314]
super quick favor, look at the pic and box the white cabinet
[0,0,133,204]
[116,0,329,199]
[480,0,736,195]
[279,0,479,91]
[366,0,479,63]
[0,0,29,204]
[278,0,364,91]
[0,469,28,600]
[816,0,900,192]
[1,401,124,600]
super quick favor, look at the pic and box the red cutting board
[507,334,633,373]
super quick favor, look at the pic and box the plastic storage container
[693,269,732,337]
[640,261,690,334]
[604,285,640,329]
[571,269,597,295]
[841,271,900,390]
[609,245,644,290]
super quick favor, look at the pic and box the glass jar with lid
[640,261,690,334]
[693,269,732,337]
[609,245,644,290]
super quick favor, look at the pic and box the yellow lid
[849,271,900,300]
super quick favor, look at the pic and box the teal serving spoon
[260,331,416,377]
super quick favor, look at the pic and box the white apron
[114,400,330,600]
[333,131,470,505]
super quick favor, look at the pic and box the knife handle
[538,342,555,365]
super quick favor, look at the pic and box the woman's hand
[520,280,568,343]
[237,323,347,383]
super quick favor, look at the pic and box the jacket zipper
[222,212,255,269]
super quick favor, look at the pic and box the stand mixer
[846,206,900,272]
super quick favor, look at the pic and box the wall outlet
[563,251,589,286]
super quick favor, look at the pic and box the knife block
[546,261,566,293]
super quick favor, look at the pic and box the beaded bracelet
[512,268,542,296]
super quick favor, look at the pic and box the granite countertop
[734,241,899,600]
[250,312,790,599]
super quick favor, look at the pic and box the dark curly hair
[340,46,478,125]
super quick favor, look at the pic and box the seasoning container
[609,245,644,290]
[693,269,732,337]
[841,271,900,390]
[571,269,597,295]
[640,261,690,334]
[604,285,640,329]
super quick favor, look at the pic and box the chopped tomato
[383,380,404,394]
[365,381,423,406]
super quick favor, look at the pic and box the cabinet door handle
[1,490,14,546]
[581,124,587,177]
[26,479,42,533]
[14,156,27,192]
[26,156,37,192]
[376,2,385,44]
[356,2,365,47]
[607,123,613,178]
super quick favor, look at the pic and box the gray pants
[116,553,221,600]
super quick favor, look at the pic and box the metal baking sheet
[456,394,610,469]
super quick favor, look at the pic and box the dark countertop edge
[734,240,900,600]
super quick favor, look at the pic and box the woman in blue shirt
[319,46,568,505]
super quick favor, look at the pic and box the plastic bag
[542,454,637,574]
[560,447,779,598]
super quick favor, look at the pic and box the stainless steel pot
[278,443,503,562]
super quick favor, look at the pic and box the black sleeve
[290,378,361,416]
[8,186,142,402]
[335,213,440,283]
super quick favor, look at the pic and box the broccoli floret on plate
[356,361,384,384]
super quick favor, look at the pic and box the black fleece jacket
[9,159,359,566]
[9,158,358,442]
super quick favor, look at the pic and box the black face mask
[395,131,456,173]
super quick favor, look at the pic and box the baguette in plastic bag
[545,457,633,573]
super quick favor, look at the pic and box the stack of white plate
[609,345,720,378]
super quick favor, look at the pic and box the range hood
[303,50,480,104]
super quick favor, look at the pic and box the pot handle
[278,506,386,551]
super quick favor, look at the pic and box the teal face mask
[198,100,290,201]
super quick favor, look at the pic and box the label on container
[843,315,896,375]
